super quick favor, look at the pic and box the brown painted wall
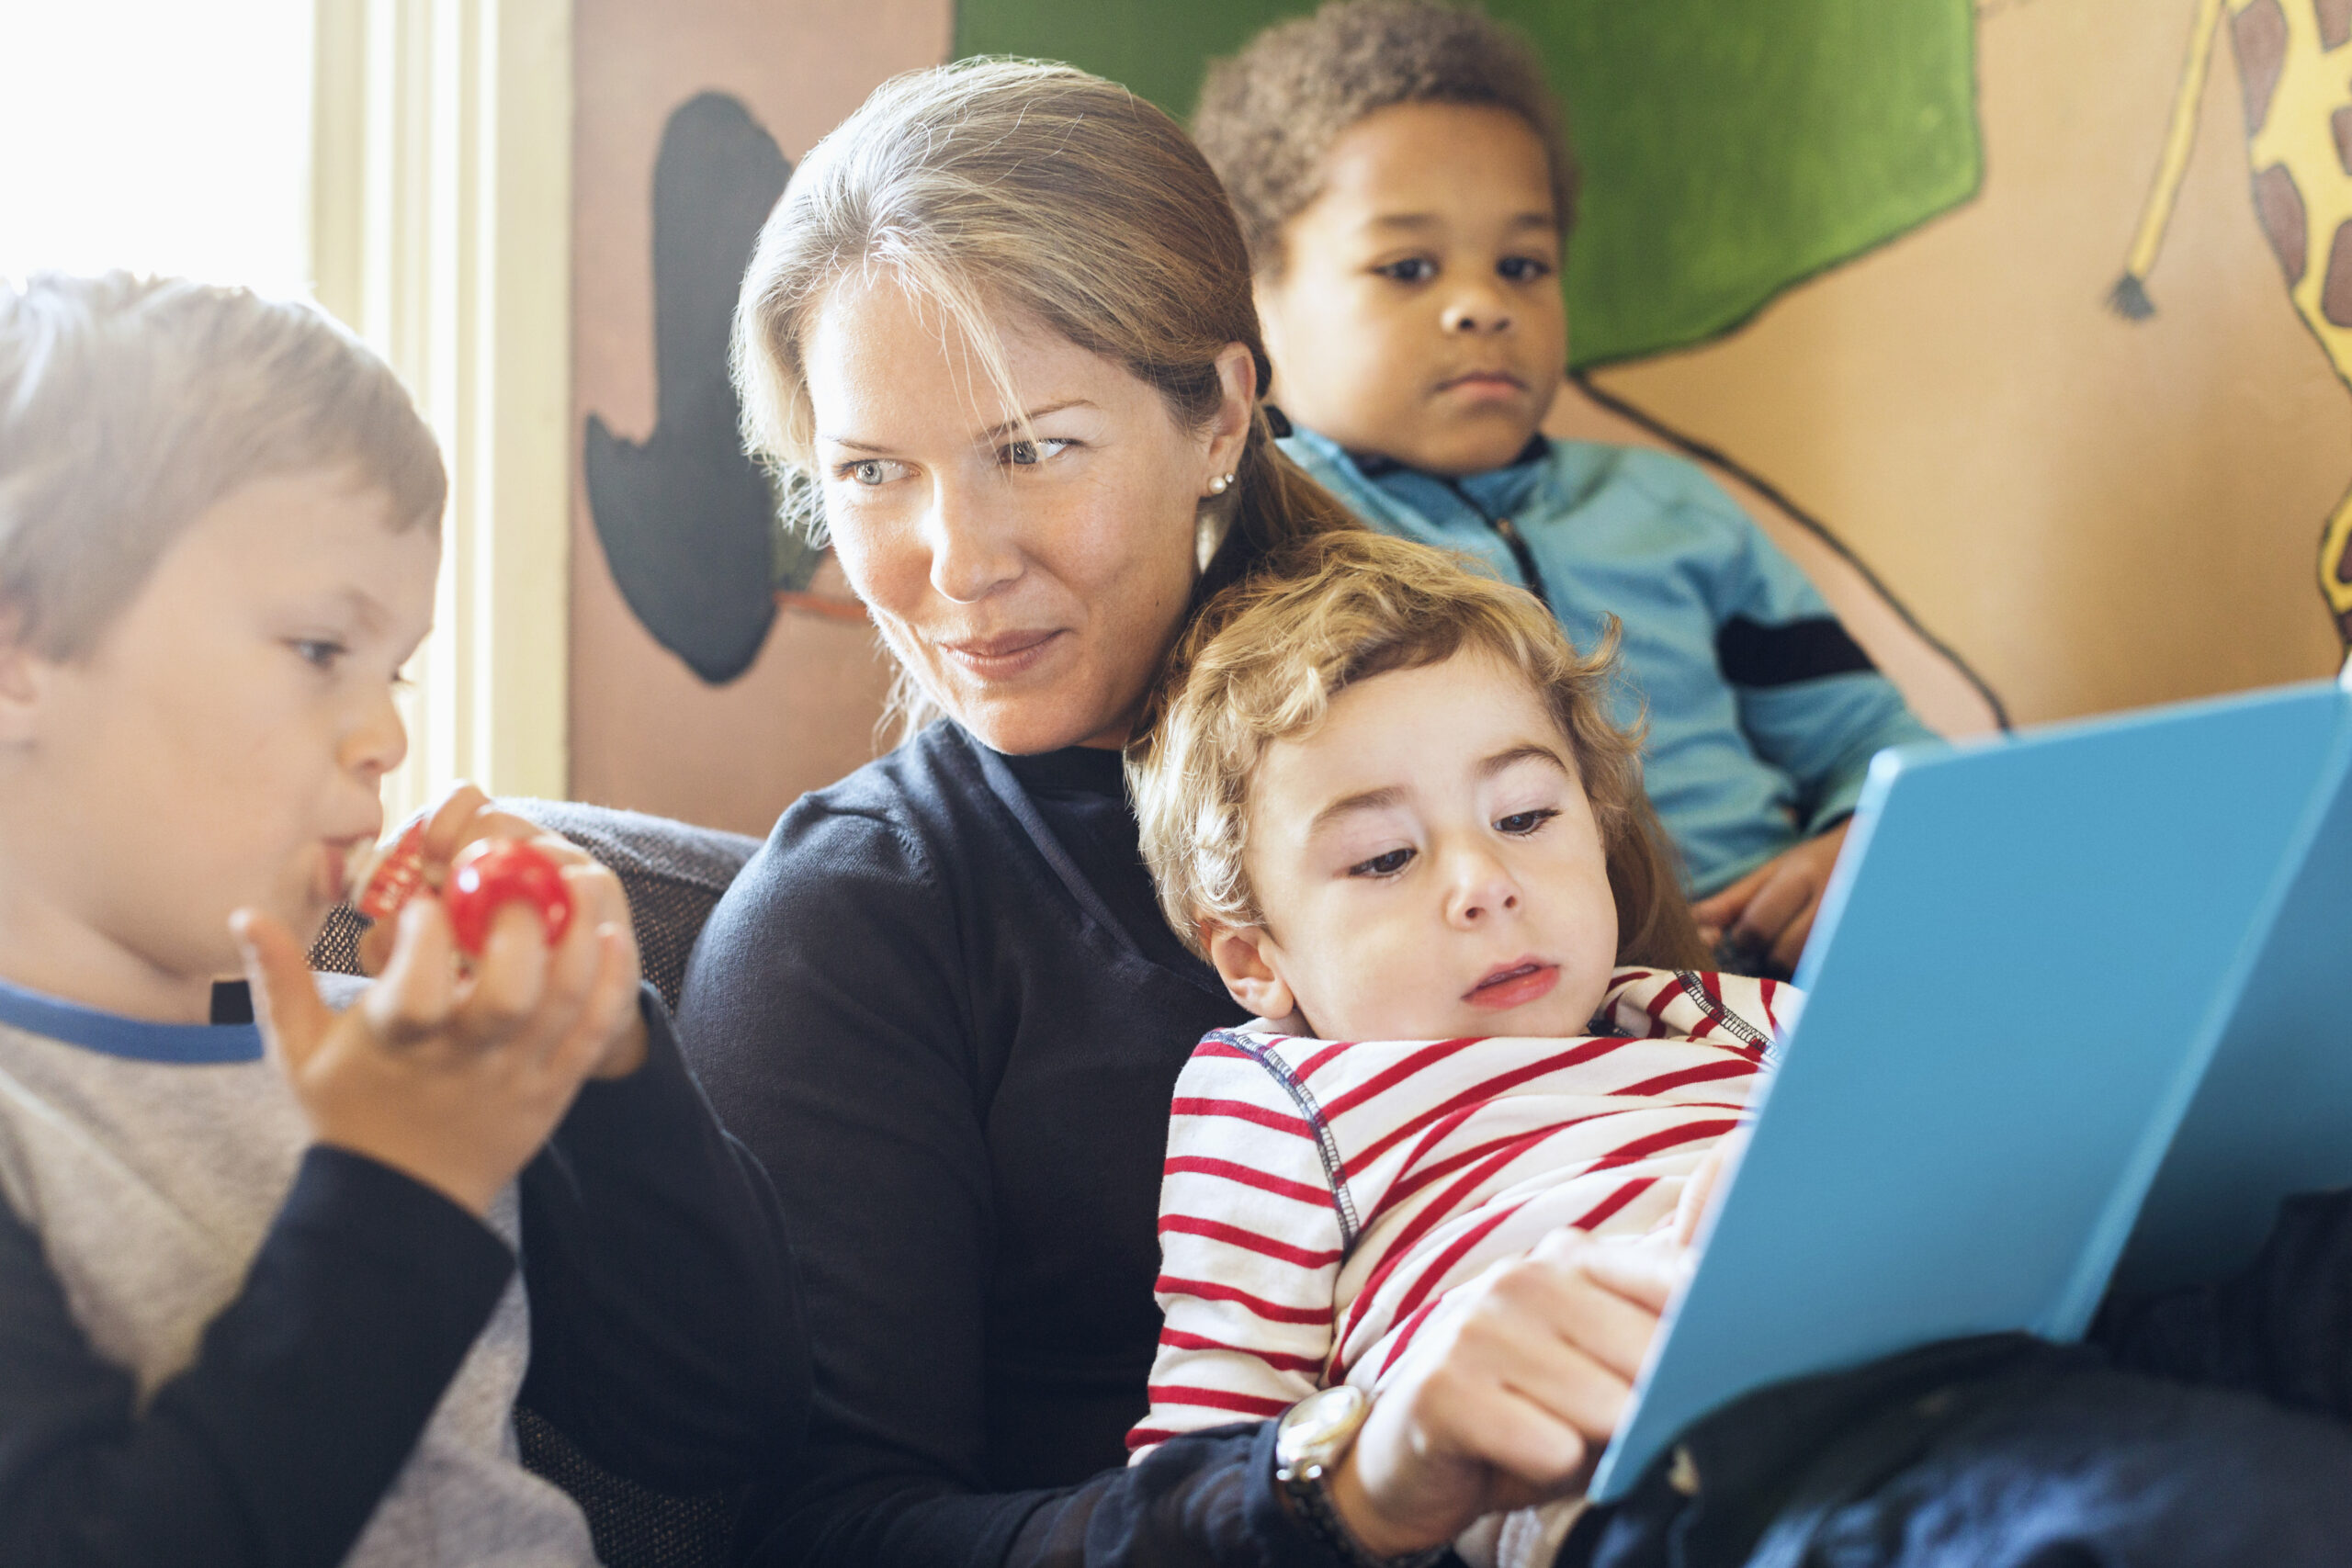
[570,0,2348,834]
[1585,0,2347,728]
[568,0,950,836]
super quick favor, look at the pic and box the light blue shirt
[1281,428,1938,894]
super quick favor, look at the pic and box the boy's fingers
[232,908,333,1068]
[1728,862,1813,953]
[1690,866,1764,931]
[364,895,458,1047]
[557,857,635,957]
[1769,900,1821,971]
[415,782,493,863]
[458,902,560,1047]
[543,925,636,1080]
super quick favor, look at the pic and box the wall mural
[956,0,1983,367]
[573,0,2352,738]
[582,92,826,685]
[959,0,2007,720]
[2111,0,2352,645]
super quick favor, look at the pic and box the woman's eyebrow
[978,400,1095,442]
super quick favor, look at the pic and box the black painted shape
[585,92,797,685]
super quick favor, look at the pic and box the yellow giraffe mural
[2114,0,2352,644]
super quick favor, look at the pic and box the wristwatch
[1273,1386,1450,1568]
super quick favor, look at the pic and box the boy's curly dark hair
[1192,0,1578,276]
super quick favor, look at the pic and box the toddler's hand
[234,868,640,1219]
[1327,1226,1682,1557]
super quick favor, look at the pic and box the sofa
[310,798,765,1568]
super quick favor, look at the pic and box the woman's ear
[1203,919,1299,1023]
[1203,341,1259,484]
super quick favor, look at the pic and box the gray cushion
[307,798,764,1568]
[309,798,760,1010]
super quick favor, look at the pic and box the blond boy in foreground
[0,274,801,1566]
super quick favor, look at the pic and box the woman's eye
[1496,807,1560,836]
[1001,437,1072,468]
[289,638,346,672]
[1498,255,1554,283]
[1348,847,1417,878]
[843,458,905,487]
[1375,257,1438,285]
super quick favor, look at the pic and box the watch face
[1278,1383,1370,1467]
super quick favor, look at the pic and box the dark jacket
[678,723,1342,1567]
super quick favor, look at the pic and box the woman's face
[805,276,1254,754]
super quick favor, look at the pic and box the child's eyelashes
[1497,255,1554,283]
[288,637,348,673]
[1373,256,1439,285]
[1495,807,1560,836]
[1348,846,1417,879]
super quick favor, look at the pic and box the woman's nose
[924,481,1023,604]
[1443,848,1522,927]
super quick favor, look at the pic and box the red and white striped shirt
[1129,967,1794,1455]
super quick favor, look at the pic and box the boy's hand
[1691,819,1849,975]
[234,863,642,1219]
[1327,1227,1690,1556]
[356,784,647,1078]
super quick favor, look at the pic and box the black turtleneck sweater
[676,721,1351,1568]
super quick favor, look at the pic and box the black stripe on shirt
[1715,615,1878,688]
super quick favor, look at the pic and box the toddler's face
[1256,102,1566,479]
[1210,649,1618,1042]
[0,469,433,1012]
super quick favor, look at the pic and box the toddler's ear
[1203,921,1298,1022]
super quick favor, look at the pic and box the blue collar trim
[0,976,264,1064]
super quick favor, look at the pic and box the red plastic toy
[446,840,574,954]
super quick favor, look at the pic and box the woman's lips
[936,628,1065,678]
[1463,958,1560,1010]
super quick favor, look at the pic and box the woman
[678,58,1671,1568]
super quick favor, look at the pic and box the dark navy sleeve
[0,1147,514,1568]
[679,801,1336,1568]
[515,987,807,1491]
[2097,1190,2352,1422]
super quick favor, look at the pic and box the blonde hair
[0,273,444,659]
[1129,529,1705,970]
[729,57,1361,729]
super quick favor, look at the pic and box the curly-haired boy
[1193,0,1937,975]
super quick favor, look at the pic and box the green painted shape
[953,0,1982,367]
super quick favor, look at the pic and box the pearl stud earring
[1207,471,1236,496]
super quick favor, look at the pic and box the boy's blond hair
[0,273,445,659]
[1193,0,1577,276]
[1129,530,1705,971]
